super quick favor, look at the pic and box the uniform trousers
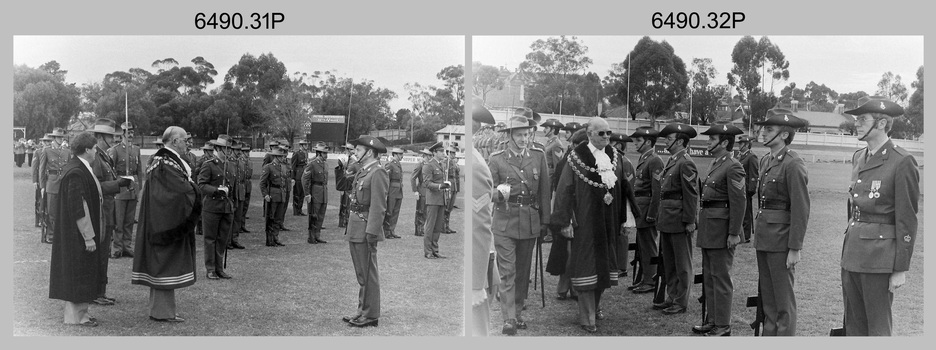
[841,269,892,336]
[742,194,754,242]
[443,190,457,229]
[494,234,536,321]
[414,195,426,235]
[97,225,114,297]
[660,231,693,307]
[265,201,286,244]
[231,198,244,244]
[292,177,305,214]
[148,288,176,319]
[35,185,43,227]
[382,196,402,236]
[28,153,34,166]
[350,240,380,319]
[45,193,59,241]
[701,247,735,326]
[113,199,137,255]
[757,250,797,335]
[339,191,351,227]
[423,205,445,255]
[202,211,233,273]
[308,200,326,238]
[635,226,659,285]
[277,188,290,228]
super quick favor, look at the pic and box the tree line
[475,35,924,139]
[14,53,464,144]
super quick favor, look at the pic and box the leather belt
[507,195,538,205]
[46,170,61,175]
[634,190,652,197]
[760,200,790,211]
[661,192,682,200]
[854,212,895,225]
[350,204,369,213]
[701,200,729,208]
[390,180,402,183]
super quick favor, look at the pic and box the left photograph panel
[12,35,466,336]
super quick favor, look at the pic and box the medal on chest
[870,180,881,198]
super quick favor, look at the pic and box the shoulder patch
[731,178,744,191]
[682,172,696,182]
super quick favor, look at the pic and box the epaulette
[490,149,505,157]
[528,147,544,153]
[892,145,910,157]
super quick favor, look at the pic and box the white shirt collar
[587,141,604,155]
[77,155,93,174]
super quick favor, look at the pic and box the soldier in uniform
[691,124,746,336]
[292,140,309,216]
[261,147,290,247]
[627,127,664,294]
[302,142,330,244]
[38,127,70,244]
[470,102,497,335]
[609,133,637,282]
[423,142,451,258]
[110,122,143,258]
[341,135,389,328]
[841,97,918,336]
[338,143,359,228]
[33,135,51,229]
[89,119,133,306]
[652,123,699,316]
[412,149,431,236]
[753,109,810,336]
[540,119,565,177]
[262,140,279,166]
[382,147,405,239]
[193,143,215,236]
[442,146,460,234]
[228,140,247,250]
[181,133,197,170]
[736,135,759,243]
[239,143,253,233]
[488,116,551,335]
[197,135,237,279]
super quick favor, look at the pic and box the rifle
[40,191,48,243]
[536,236,545,308]
[747,283,764,336]
[629,242,640,286]
[652,240,667,305]
[695,272,706,324]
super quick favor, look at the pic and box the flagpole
[345,78,353,144]
[626,52,630,132]
[125,91,129,176]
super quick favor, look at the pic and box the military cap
[298,139,310,145]
[540,118,565,129]
[201,143,214,151]
[153,138,164,145]
[267,140,280,147]
[844,95,904,118]
[241,144,251,151]
[120,121,135,130]
[49,127,67,138]
[89,118,122,136]
[514,107,542,123]
[349,135,387,153]
[658,123,698,138]
[755,108,808,128]
[736,135,753,143]
[428,141,445,152]
[610,133,632,143]
[563,122,584,132]
[629,126,660,139]
[209,134,232,148]
[389,147,405,154]
[701,123,744,136]
[40,135,53,141]
[472,99,496,124]
[500,115,537,132]
[311,143,329,153]
[419,149,433,156]
[267,147,286,156]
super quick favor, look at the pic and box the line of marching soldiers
[474,95,918,336]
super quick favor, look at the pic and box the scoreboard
[307,115,346,143]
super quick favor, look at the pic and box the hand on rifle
[264,195,271,202]
[560,225,573,239]
[440,181,451,190]
[217,185,229,196]
[305,194,312,203]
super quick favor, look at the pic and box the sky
[12,36,465,112]
[473,36,924,98]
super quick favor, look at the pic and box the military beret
[844,95,904,118]
[629,127,660,139]
[755,109,808,128]
[569,128,589,145]
[658,123,697,138]
[700,123,744,136]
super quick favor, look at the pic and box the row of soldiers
[473,95,918,336]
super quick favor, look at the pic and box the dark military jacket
[39,143,70,194]
[108,142,143,200]
[90,144,123,226]
[446,155,461,193]
[302,155,328,205]
[232,153,246,201]
[291,149,308,180]
[243,152,253,194]
[655,149,699,233]
[411,159,426,196]
[385,158,404,200]
[422,157,448,206]
[842,140,919,273]
[738,149,760,196]
[346,159,389,242]
[33,144,47,184]
[632,148,664,228]
[259,157,290,203]
[543,135,565,177]
[487,147,551,239]
[697,152,747,249]
[197,152,236,214]
[753,146,809,252]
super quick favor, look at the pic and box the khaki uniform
[411,159,427,236]
[632,148,664,287]
[260,157,290,245]
[488,147,551,323]
[109,142,143,256]
[230,152,247,245]
[656,149,699,309]
[382,158,404,238]
[738,149,759,242]
[754,146,809,336]
[39,143,70,243]
[345,160,389,320]
[291,149,308,214]
[197,154,236,274]
[302,155,328,240]
[89,144,123,297]
[443,155,460,232]
[422,158,447,254]
[841,140,918,336]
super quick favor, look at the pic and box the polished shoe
[230,242,246,249]
[280,227,292,231]
[110,252,122,259]
[502,319,517,335]
[704,325,731,336]
[315,239,328,244]
[150,316,185,323]
[122,251,134,258]
[216,271,233,279]
[207,271,220,280]
[632,284,655,294]
[580,324,598,333]
[349,317,378,327]
[432,253,447,259]
[626,282,642,291]
[391,234,402,239]
[516,319,527,330]
[662,305,687,315]
[557,292,569,300]
[424,254,437,259]
[275,241,286,246]
[596,309,606,320]
[92,297,114,306]
[266,243,276,247]
[692,322,715,334]
[307,239,318,244]
[72,320,99,327]
[240,228,251,233]
[652,301,673,310]
[342,315,361,323]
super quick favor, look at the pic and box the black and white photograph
[470,35,924,336]
[12,35,466,336]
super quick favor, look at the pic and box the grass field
[12,159,465,336]
[484,157,925,337]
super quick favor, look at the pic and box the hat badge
[784,115,789,122]
[880,102,886,110]
[723,125,727,131]
[677,125,682,130]
[369,140,374,145]
[645,130,649,134]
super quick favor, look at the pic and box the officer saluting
[841,96,919,336]
[692,123,746,336]
[753,109,810,336]
[653,123,699,316]
[342,135,389,328]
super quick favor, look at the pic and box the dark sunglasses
[593,131,612,137]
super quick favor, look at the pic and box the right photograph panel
[469,35,924,336]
